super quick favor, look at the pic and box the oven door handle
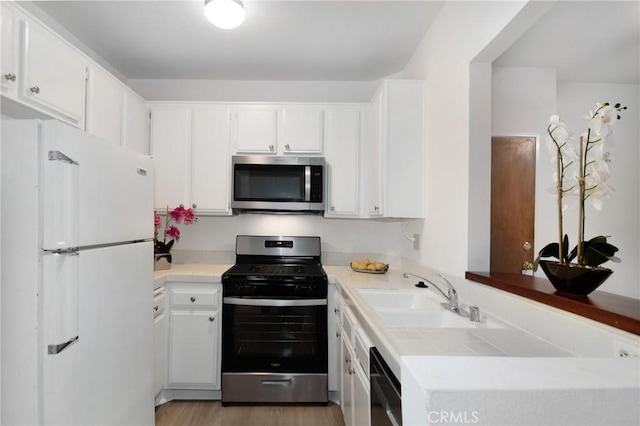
[223,297,327,307]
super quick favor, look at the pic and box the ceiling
[30,0,639,84]
[31,0,444,81]
[494,1,639,84]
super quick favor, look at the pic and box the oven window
[223,304,327,373]
[234,165,305,202]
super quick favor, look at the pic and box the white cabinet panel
[86,65,124,145]
[341,333,355,426]
[154,311,167,397]
[150,106,191,209]
[191,107,231,214]
[280,107,324,154]
[234,107,278,154]
[123,90,149,155]
[364,80,425,218]
[22,20,86,126]
[353,362,371,426]
[1,4,19,96]
[325,107,361,217]
[168,311,219,387]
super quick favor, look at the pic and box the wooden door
[490,136,536,273]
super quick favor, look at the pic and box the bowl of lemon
[350,258,389,274]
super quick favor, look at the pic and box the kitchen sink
[357,289,504,329]
[357,288,443,310]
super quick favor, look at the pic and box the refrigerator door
[42,241,155,425]
[41,120,154,249]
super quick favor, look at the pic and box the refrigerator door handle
[48,336,79,355]
[42,252,80,357]
[48,150,79,165]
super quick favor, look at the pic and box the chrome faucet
[402,272,462,315]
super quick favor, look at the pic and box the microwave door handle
[304,165,311,202]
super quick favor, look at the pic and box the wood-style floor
[155,401,345,426]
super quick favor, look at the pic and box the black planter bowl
[539,260,613,296]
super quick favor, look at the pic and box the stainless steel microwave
[231,156,325,213]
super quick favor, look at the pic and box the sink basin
[357,289,504,329]
[357,288,442,310]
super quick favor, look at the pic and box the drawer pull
[4,73,16,82]
[336,331,341,338]
[209,316,215,322]
[154,305,159,311]
[30,85,40,94]
[190,297,196,302]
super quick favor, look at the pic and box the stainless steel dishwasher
[370,347,402,426]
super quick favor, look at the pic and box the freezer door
[41,121,154,249]
[42,241,155,425]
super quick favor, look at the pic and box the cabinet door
[325,108,360,217]
[233,107,278,154]
[280,107,324,154]
[383,80,425,218]
[85,65,124,145]
[341,334,354,426]
[123,90,149,155]
[153,312,167,397]
[1,4,19,96]
[168,310,219,387]
[150,106,191,209]
[353,363,371,426]
[328,286,340,392]
[191,107,231,214]
[22,21,86,126]
[363,95,383,217]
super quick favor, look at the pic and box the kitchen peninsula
[154,264,640,426]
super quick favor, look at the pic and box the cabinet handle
[330,206,335,211]
[209,316,215,322]
[348,366,354,375]
[29,86,40,94]
[374,205,379,212]
[285,144,290,151]
[192,203,197,209]
[334,307,340,314]
[190,297,196,302]
[269,145,274,152]
[4,73,16,82]
[336,331,341,338]
[345,354,351,364]
[154,305,159,311]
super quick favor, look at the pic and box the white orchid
[536,102,626,269]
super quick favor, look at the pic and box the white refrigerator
[1,120,155,425]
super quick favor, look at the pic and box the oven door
[222,297,328,374]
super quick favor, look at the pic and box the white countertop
[155,263,640,425]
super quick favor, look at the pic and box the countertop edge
[466,271,640,336]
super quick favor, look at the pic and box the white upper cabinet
[232,105,324,155]
[364,80,425,219]
[233,106,278,154]
[123,90,149,155]
[191,107,231,214]
[1,4,19,97]
[150,104,232,215]
[150,106,191,210]
[21,20,86,127]
[85,65,124,146]
[279,107,324,154]
[324,107,361,217]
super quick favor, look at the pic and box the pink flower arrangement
[154,205,197,259]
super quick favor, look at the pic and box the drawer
[153,290,166,318]
[171,288,219,309]
[342,305,358,346]
[354,326,373,378]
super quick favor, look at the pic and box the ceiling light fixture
[204,0,246,30]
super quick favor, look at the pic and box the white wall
[401,1,534,278]
[164,214,417,266]
[129,79,380,103]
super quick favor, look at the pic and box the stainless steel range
[221,235,328,404]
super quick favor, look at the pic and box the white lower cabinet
[166,284,222,390]
[336,295,371,426]
[153,287,167,397]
